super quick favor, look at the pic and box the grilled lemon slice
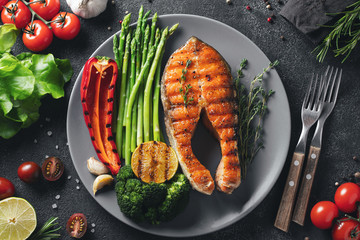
[131,141,178,183]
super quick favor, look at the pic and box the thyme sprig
[236,59,278,178]
[314,0,360,63]
[180,84,194,107]
[179,59,193,107]
[28,217,61,240]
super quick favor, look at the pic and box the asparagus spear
[136,25,150,146]
[149,13,158,48]
[143,27,170,142]
[152,24,179,141]
[130,38,138,151]
[112,14,131,134]
[115,31,132,158]
[125,46,156,164]
[153,48,165,141]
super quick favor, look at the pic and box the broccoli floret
[118,192,144,221]
[125,179,143,193]
[115,166,191,224]
[116,165,135,182]
[142,182,167,207]
[158,173,191,222]
[144,207,160,225]
[115,181,125,196]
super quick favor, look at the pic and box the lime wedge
[0,197,37,240]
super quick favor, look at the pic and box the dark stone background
[1,0,360,239]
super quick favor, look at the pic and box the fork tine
[323,66,334,101]
[327,68,339,102]
[314,75,325,111]
[331,69,342,103]
[308,74,319,109]
[302,73,314,109]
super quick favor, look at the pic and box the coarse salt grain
[45,117,51,122]
[55,145,59,150]
[68,175,72,180]
[45,155,49,159]
[52,203,58,209]
[47,131,52,136]
[76,179,80,183]
[91,223,96,227]
[55,195,60,200]
[34,139,38,144]
[91,229,95,233]
[76,186,80,190]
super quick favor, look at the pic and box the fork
[274,73,324,232]
[292,66,342,226]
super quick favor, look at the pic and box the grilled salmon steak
[161,37,241,195]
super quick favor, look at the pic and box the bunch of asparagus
[113,6,178,165]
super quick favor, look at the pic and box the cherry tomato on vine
[18,161,41,183]
[332,218,360,240]
[335,182,360,213]
[29,0,60,21]
[0,177,15,200]
[66,213,87,238]
[50,12,80,40]
[0,0,9,7]
[1,0,31,29]
[311,201,339,229]
[22,20,53,52]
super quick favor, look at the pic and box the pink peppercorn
[246,5,251,10]
[267,17,273,23]
[119,20,123,24]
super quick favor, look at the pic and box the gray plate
[66,14,291,237]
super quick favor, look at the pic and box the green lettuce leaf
[29,54,65,99]
[55,58,73,83]
[0,113,22,139]
[0,24,19,53]
[0,53,35,115]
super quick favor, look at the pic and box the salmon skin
[161,37,241,195]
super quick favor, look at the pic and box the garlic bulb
[66,0,108,19]
[87,157,109,175]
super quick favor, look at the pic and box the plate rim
[66,13,291,237]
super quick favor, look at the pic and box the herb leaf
[236,59,278,178]
[314,1,360,63]
[28,217,61,240]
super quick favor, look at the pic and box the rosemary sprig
[236,59,278,178]
[28,217,61,240]
[314,0,360,63]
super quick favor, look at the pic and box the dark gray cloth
[280,0,357,43]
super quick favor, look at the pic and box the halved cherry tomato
[332,218,360,240]
[29,0,60,21]
[311,201,339,229]
[50,12,80,40]
[18,161,41,183]
[41,156,64,181]
[22,20,53,52]
[66,213,87,238]
[335,182,360,213]
[0,177,15,200]
[1,0,31,29]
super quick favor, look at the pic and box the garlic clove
[93,174,113,195]
[87,157,110,175]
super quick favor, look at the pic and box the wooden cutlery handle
[274,152,305,232]
[292,146,321,226]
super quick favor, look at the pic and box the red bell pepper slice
[80,56,120,175]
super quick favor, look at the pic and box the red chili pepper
[80,57,120,175]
